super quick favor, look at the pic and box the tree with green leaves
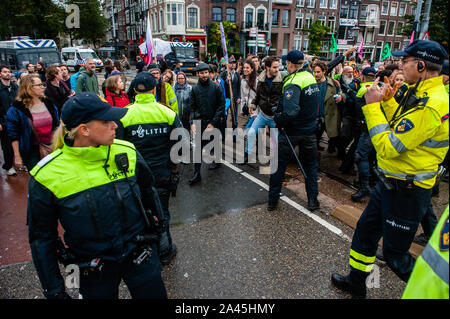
[306,20,331,56]
[400,0,449,51]
[64,0,108,46]
[207,21,241,57]
[0,0,66,41]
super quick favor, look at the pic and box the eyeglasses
[32,83,47,88]
[401,57,419,65]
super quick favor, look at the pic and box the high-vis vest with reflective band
[363,76,449,189]
[356,82,374,98]
[163,82,178,115]
[402,205,449,299]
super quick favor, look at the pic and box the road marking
[223,160,350,241]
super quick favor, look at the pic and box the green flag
[330,34,337,52]
[381,43,392,61]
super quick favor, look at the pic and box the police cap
[134,72,158,93]
[282,50,304,64]
[62,92,127,130]
[392,40,448,65]
[362,67,377,76]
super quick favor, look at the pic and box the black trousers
[349,182,432,284]
[0,129,14,170]
[269,133,318,203]
[79,243,167,299]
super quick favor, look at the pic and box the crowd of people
[0,38,448,299]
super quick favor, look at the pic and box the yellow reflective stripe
[349,258,374,273]
[350,249,376,264]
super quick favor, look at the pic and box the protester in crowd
[313,61,346,156]
[36,62,46,82]
[69,64,81,93]
[6,74,59,170]
[0,65,19,176]
[242,57,282,164]
[104,74,130,108]
[26,63,35,74]
[44,65,72,114]
[75,59,99,94]
[147,64,178,115]
[59,64,72,92]
[113,60,127,90]
[162,69,175,87]
[173,72,192,129]
[136,56,145,73]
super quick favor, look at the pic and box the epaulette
[30,149,63,177]
[416,96,429,109]
[112,139,136,150]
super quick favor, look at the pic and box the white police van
[0,36,61,71]
[61,46,104,72]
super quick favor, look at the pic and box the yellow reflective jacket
[362,76,449,189]
[402,205,449,299]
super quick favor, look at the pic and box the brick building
[102,0,414,63]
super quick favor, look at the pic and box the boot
[331,273,367,298]
[351,177,371,202]
[189,164,202,185]
[307,198,320,211]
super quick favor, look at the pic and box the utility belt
[56,231,160,273]
[373,167,426,191]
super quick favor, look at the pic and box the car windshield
[173,47,196,59]
[79,51,100,60]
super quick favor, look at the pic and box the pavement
[0,69,448,299]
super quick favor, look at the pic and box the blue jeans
[354,131,374,178]
[245,112,276,155]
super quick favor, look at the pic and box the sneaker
[413,233,430,246]
[6,167,17,176]
[160,243,177,266]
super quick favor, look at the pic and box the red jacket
[105,89,130,108]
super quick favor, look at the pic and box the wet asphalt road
[0,69,410,299]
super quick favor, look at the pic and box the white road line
[223,160,350,241]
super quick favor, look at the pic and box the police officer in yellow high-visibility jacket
[332,40,449,298]
[403,205,449,299]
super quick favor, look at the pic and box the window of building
[272,9,279,27]
[379,20,386,35]
[245,7,254,28]
[318,15,326,26]
[303,36,309,51]
[226,8,236,22]
[320,0,327,8]
[387,21,395,36]
[296,0,305,7]
[295,12,303,29]
[340,5,348,18]
[282,10,290,27]
[257,8,266,29]
[329,0,337,9]
[328,16,335,32]
[166,3,184,26]
[396,21,404,36]
[212,7,222,22]
[283,34,290,51]
[399,2,406,16]
[188,7,198,28]
[226,0,236,2]
[306,0,315,8]
[390,2,398,16]
[393,41,401,51]
[160,10,164,29]
[360,5,368,19]
[305,13,313,29]
[381,1,389,15]
[294,35,302,50]
[349,5,358,19]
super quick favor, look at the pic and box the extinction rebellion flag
[381,43,392,61]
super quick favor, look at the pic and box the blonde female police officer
[27,92,167,299]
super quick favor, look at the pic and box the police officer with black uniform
[269,50,321,211]
[188,62,225,184]
[28,93,167,299]
[116,72,185,266]
[332,40,449,298]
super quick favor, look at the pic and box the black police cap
[134,72,158,93]
[392,40,448,65]
[62,92,127,130]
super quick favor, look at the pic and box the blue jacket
[6,99,59,158]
